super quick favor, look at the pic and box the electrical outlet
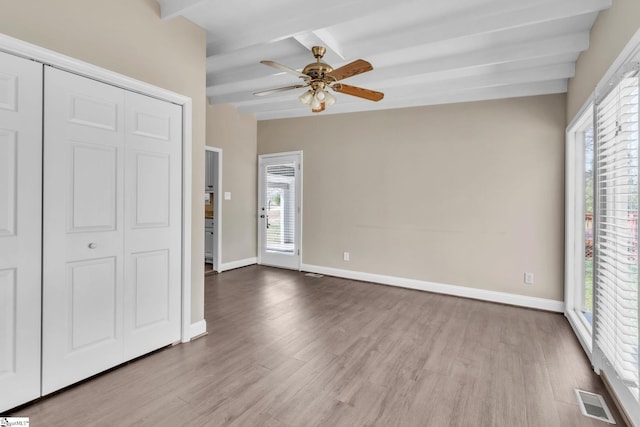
[343,252,350,261]
[524,272,534,284]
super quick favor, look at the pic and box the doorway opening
[205,147,222,274]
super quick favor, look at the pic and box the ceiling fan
[254,46,384,113]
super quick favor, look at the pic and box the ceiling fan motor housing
[301,46,333,81]
[302,63,333,81]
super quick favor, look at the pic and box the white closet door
[0,51,42,411]
[123,91,182,359]
[42,67,126,394]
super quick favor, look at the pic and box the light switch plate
[224,192,231,200]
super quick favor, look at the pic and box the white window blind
[594,68,640,399]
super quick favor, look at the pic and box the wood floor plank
[9,265,626,426]
[367,375,419,427]
[521,351,563,427]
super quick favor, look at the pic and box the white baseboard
[189,319,207,340]
[301,263,564,313]
[565,310,593,360]
[221,257,257,272]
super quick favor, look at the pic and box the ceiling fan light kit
[256,45,384,113]
[298,89,314,104]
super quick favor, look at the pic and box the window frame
[565,27,640,424]
[565,101,596,358]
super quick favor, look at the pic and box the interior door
[258,153,302,270]
[0,51,42,411]
[123,91,182,360]
[205,150,215,192]
[42,66,126,394]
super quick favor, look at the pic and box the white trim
[222,257,257,272]
[301,263,564,312]
[600,363,640,424]
[205,146,223,273]
[181,101,193,344]
[565,311,593,361]
[564,103,594,356]
[567,93,595,132]
[299,152,304,270]
[565,123,577,317]
[257,161,262,266]
[189,319,207,340]
[0,33,194,344]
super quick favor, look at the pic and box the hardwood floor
[205,262,215,275]
[11,265,625,426]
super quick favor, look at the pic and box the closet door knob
[88,243,96,249]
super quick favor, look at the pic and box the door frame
[258,151,303,270]
[205,146,223,273]
[0,33,195,343]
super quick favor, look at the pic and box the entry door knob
[88,243,96,249]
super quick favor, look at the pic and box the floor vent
[574,389,616,424]
[305,273,324,278]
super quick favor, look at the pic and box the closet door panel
[132,250,170,328]
[134,152,170,227]
[0,51,42,412]
[68,257,118,349]
[124,91,182,359]
[69,143,118,231]
[0,130,16,236]
[42,66,125,395]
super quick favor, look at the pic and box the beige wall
[567,0,640,121]
[259,94,566,301]
[207,105,258,264]
[0,0,208,323]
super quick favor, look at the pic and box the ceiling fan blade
[333,83,384,102]
[326,59,373,82]
[253,85,307,97]
[260,60,309,80]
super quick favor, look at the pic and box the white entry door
[0,51,42,411]
[42,67,182,394]
[258,152,302,270]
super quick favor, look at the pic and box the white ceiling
[157,0,611,120]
